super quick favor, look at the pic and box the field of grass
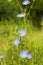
[0,20,43,65]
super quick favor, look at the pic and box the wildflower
[17,13,25,18]
[14,38,21,46]
[0,55,4,59]
[27,53,32,59]
[20,50,32,59]
[20,50,28,58]
[18,29,26,37]
[22,0,30,5]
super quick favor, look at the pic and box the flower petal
[14,38,21,46]
[23,0,30,5]
[17,13,25,18]
[18,29,26,37]
[27,53,32,59]
[20,50,28,58]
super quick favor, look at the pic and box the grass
[0,20,43,65]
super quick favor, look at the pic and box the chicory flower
[22,0,30,5]
[20,50,28,58]
[17,13,25,18]
[14,38,21,46]
[18,29,26,37]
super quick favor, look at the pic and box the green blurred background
[0,0,43,65]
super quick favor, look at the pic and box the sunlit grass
[0,20,43,65]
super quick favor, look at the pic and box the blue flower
[0,55,4,59]
[18,29,26,37]
[14,38,21,46]
[27,53,32,59]
[17,13,25,18]
[20,50,28,58]
[22,0,30,5]
[20,50,32,59]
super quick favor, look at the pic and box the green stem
[27,0,36,16]
[16,0,23,13]
[23,7,27,29]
